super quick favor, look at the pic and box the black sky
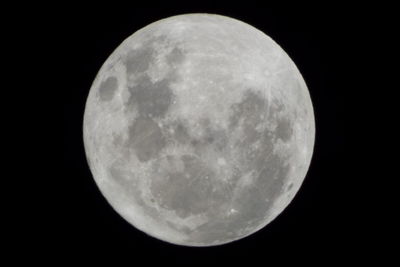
[55,2,369,264]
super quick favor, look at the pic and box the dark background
[57,2,368,264]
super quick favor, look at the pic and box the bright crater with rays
[83,14,315,246]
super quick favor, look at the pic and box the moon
[83,13,315,246]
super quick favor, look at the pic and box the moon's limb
[83,13,315,246]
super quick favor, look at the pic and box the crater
[287,182,294,191]
[98,76,118,101]
[127,75,173,118]
[127,116,166,162]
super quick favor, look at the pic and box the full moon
[83,14,315,246]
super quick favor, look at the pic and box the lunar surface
[83,14,315,246]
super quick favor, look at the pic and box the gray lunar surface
[83,13,315,246]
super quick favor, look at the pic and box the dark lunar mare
[150,154,229,219]
[98,76,118,101]
[122,37,186,162]
[127,116,166,162]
